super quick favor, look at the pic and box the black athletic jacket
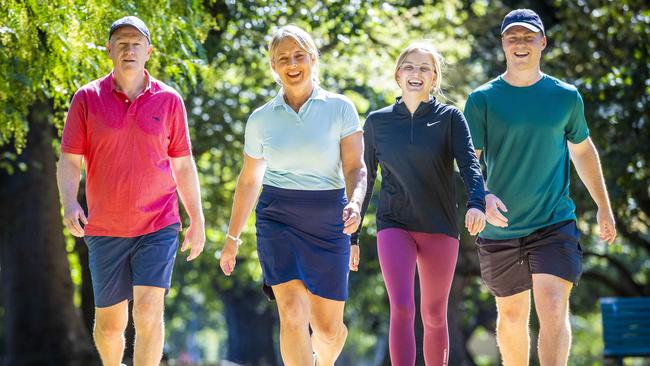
[352,97,485,243]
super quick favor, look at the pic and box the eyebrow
[402,61,433,65]
[275,49,307,59]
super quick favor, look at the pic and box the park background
[0,0,648,365]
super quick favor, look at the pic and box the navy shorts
[255,185,350,301]
[84,224,180,308]
[476,220,582,297]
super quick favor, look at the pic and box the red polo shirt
[61,70,191,237]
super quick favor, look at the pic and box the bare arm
[568,137,616,244]
[56,153,87,237]
[341,131,366,272]
[171,155,205,261]
[340,131,367,234]
[220,154,267,275]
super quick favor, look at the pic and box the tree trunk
[220,276,278,366]
[74,235,95,337]
[0,98,99,365]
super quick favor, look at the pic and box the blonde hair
[394,42,444,95]
[268,25,320,85]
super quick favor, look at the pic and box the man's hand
[63,201,87,237]
[220,239,238,276]
[181,222,205,261]
[597,208,617,244]
[486,193,509,228]
[342,201,361,234]
[349,244,360,271]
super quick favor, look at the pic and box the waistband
[261,184,345,201]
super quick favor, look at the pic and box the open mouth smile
[287,70,302,78]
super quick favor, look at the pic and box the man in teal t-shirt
[464,9,617,366]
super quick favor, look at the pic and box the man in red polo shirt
[57,16,205,365]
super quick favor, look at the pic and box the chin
[285,78,310,88]
[404,87,427,96]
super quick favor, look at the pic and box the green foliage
[1,0,648,364]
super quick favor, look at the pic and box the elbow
[236,171,263,190]
[344,162,366,182]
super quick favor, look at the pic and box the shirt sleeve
[351,115,379,244]
[244,113,264,159]
[61,91,88,155]
[463,92,487,151]
[565,90,590,143]
[451,108,486,213]
[340,99,362,139]
[168,96,192,157]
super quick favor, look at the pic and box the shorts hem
[531,270,581,286]
[489,285,531,298]
[95,296,132,308]
[265,278,347,302]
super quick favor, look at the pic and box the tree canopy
[0,0,648,365]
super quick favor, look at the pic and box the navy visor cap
[501,9,545,35]
[109,16,151,43]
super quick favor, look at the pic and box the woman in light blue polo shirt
[219,25,367,366]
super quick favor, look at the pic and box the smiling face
[395,50,438,98]
[107,26,152,74]
[501,25,546,72]
[270,37,316,91]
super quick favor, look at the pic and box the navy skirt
[255,185,351,301]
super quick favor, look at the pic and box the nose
[124,44,136,55]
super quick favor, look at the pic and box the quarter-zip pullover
[352,97,485,243]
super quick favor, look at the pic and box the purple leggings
[377,228,459,366]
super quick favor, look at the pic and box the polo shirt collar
[103,69,154,95]
[272,86,326,110]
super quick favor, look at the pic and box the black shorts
[476,220,582,297]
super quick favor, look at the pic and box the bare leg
[309,293,347,366]
[273,280,313,366]
[94,300,129,366]
[132,286,166,366]
[495,291,531,366]
[532,274,573,366]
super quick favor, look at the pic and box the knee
[277,297,309,330]
[94,315,127,340]
[314,322,347,345]
[421,303,447,329]
[132,301,164,330]
[536,293,569,325]
[497,304,529,326]
[390,300,416,322]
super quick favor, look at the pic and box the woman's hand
[349,244,360,271]
[465,208,486,236]
[342,201,361,234]
[220,238,239,276]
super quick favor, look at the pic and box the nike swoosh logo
[427,121,441,127]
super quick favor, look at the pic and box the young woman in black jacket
[352,43,486,366]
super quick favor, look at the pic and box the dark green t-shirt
[464,74,589,240]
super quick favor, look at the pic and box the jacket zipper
[410,112,414,144]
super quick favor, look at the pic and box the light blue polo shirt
[244,87,362,190]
